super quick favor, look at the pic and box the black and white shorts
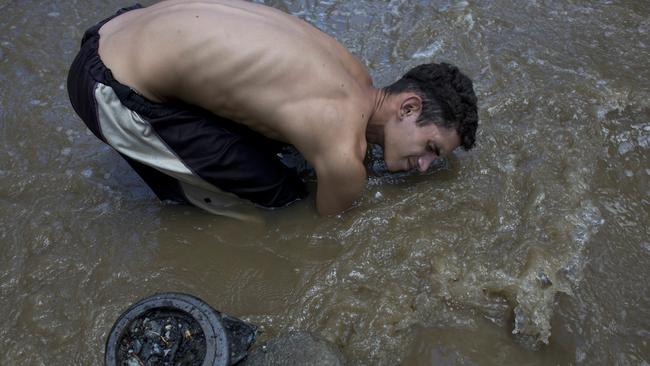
[66,5,307,219]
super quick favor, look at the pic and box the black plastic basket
[105,292,256,366]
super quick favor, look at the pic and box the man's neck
[366,88,392,146]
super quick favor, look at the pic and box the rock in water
[242,331,345,366]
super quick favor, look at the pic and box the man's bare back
[99,0,372,214]
[68,1,477,217]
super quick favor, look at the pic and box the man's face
[383,112,460,173]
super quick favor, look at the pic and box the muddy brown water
[1,0,649,365]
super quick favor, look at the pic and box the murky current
[1,0,649,365]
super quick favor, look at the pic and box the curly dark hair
[384,63,478,150]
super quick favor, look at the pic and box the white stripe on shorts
[94,82,264,222]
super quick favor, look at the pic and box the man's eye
[428,144,440,156]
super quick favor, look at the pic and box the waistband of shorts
[80,4,185,119]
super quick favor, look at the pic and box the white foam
[464,13,474,30]
[412,40,443,59]
[618,141,634,155]
[638,135,649,148]
[449,0,469,11]
[387,0,404,16]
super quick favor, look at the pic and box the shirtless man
[67,0,478,218]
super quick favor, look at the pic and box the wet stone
[117,309,206,366]
[242,331,345,366]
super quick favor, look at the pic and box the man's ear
[399,93,422,120]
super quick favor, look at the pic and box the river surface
[1,0,649,365]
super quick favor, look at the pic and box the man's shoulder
[308,114,367,177]
[309,122,367,215]
[294,95,369,153]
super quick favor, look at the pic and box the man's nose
[417,154,438,172]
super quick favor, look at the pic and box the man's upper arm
[314,152,366,216]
